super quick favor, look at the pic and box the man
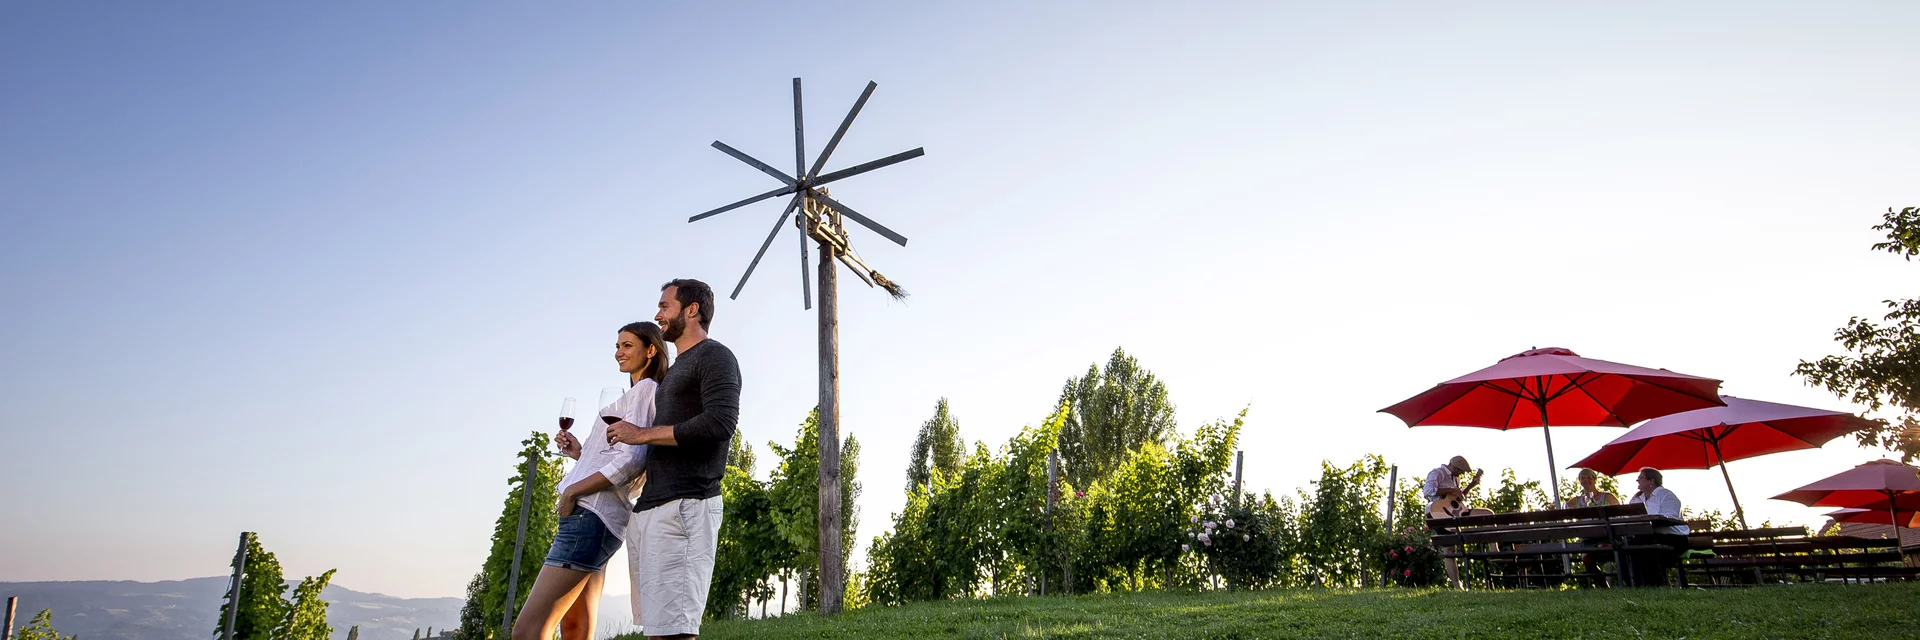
[1624,467,1690,587]
[1423,456,1487,589]
[606,279,740,639]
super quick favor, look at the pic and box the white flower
[1182,544,1190,552]
[1203,521,1217,530]
[1243,534,1251,542]
[1191,515,1199,523]
[1226,520,1236,529]
[1197,532,1211,545]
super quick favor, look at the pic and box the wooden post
[6,595,18,640]
[815,207,845,616]
[1382,465,1398,587]
[1043,450,1059,596]
[502,452,538,635]
[1232,451,1244,506]
[221,532,251,640]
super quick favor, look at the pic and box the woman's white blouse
[559,379,655,540]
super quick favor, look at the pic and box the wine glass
[599,387,625,454]
[558,397,577,433]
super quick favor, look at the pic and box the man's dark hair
[1638,467,1664,487]
[662,278,716,330]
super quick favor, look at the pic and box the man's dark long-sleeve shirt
[633,338,741,513]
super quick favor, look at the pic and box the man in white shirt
[1625,467,1690,586]
[1424,456,1487,589]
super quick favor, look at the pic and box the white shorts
[626,495,723,636]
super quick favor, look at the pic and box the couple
[513,279,742,640]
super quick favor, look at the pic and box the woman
[1564,468,1621,509]
[512,322,668,640]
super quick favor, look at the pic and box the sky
[2,2,1917,600]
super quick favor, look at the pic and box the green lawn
[625,583,1920,639]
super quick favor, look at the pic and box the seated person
[1564,468,1621,508]
[1624,467,1691,586]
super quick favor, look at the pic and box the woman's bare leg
[558,569,606,640]
[512,565,591,640]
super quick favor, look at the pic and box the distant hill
[0,577,462,640]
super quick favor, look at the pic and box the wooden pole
[6,595,18,640]
[1043,450,1059,596]
[1232,451,1244,506]
[815,211,845,616]
[221,532,251,640]
[502,451,538,635]
[1382,466,1398,588]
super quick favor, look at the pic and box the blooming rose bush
[1374,524,1444,587]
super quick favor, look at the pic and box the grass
[617,583,1920,639]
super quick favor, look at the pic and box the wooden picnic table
[1428,503,1688,588]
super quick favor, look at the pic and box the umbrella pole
[1709,438,1749,530]
[1538,398,1564,508]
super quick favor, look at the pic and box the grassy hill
[640,583,1920,639]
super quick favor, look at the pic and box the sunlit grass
[612,582,1920,639]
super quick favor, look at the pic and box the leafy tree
[456,432,565,639]
[277,568,336,640]
[214,533,287,640]
[1057,348,1178,489]
[728,433,758,476]
[1797,206,1920,461]
[15,609,74,640]
[708,442,784,619]
[1481,468,1551,514]
[764,409,862,612]
[905,398,964,493]
[1290,455,1393,588]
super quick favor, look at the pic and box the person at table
[1563,468,1621,509]
[1424,455,1490,589]
[1624,467,1691,587]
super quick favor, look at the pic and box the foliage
[1376,524,1445,587]
[214,533,287,640]
[1288,455,1393,588]
[346,625,360,640]
[456,431,565,639]
[709,409,861,618]
[1183,490,1290,590]
[728,433,758,476]
[1557,472,1624,506]
[14,609,74,640]
[1796,205,1920,461]
[1480,468,1552,514]
[278,568,336,640]
[1056,348,1178,489]
[905,398,965,494]
[710,456,782,619]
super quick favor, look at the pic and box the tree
[277,568,337,640]
[215,533,287,640]
[765,409,862,611]
[728,433,759,476]
[456,431,566,638]
[346,626,360,640]
[15,609,74,640]
[1796,206,1920,461]
[1056,348,1178,488]
[905,398,963,493]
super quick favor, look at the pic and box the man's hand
[607,421,679,446]
[556,430,582,459]
[606,420,643,445]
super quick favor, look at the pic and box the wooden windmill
[689,78,923,615]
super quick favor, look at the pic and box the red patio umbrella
[1381,347,1725,507]
[1567,396,1876,528]
[1825,507,1920,529]
[1773,459,1920,530]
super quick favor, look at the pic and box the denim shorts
[545,508,623,572]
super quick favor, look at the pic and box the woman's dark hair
[620,321,671,385]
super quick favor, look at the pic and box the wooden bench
[1683,529,1919,585]
[1428,504,1685,588]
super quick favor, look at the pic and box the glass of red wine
[557,397,577,455]
[598,387,625,454]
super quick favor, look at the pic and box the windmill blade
[688,184,798,223]
[806,81,877,181]
[799,216,813,310]
[712,141,796,186]
[807,189,909,247]
[792,78,807,182]
[729,193,804,300]
[811,148,925,187]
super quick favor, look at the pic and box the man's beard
[662,314,686,342]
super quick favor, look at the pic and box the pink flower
[1076,491,1085,498]
[1242,534,1250,542]
[1403,569,1412,577]
[1191,515,1200,523]
[1389,551,1399,560]
[1204,521,1217,531]
[1225,520,1235,529]
[1197,532,1211,545]
[1182,544,1190,552]
[1405,545,1413,554]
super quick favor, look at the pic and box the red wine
[559,416,574,431]
[602,415,622,425]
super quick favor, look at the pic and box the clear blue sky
[3,2,1916,599]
